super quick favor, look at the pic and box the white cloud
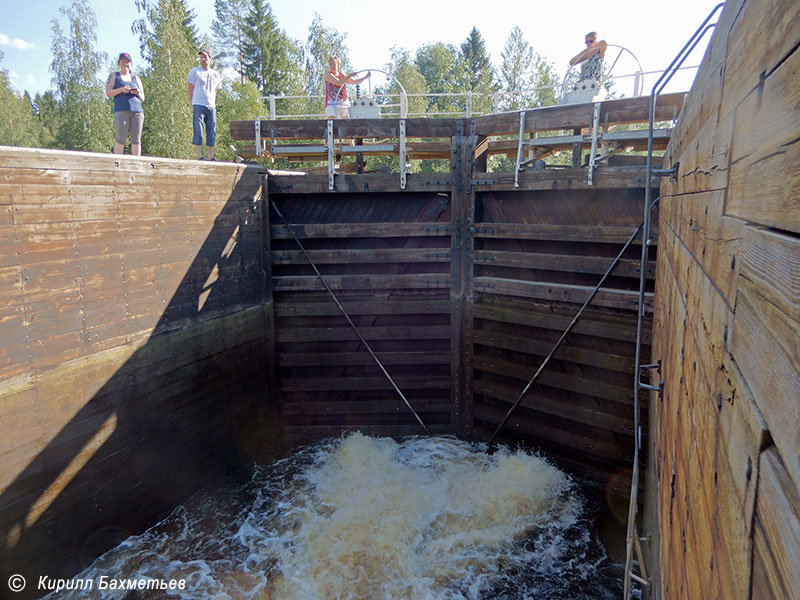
[9,70,19,79]
[0,33,37,50]
[26,74,35,83]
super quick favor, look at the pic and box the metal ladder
[622,4,724,598]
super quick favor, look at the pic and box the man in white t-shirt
[187,49,223,160]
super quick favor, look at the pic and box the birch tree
[134,0,197,158]
[50,0,113,152]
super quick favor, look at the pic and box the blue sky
[1,0,723,98]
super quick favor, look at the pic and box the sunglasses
[585,40,596,45]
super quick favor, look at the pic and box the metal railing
[258,64,700,120]
[623,4,725,600]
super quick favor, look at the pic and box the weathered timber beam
[472,379,634,434]
[231,94,685,142]
[280,376,451,391]
[275,324,451,342]
[470,223,648,244]
[486,133,670,158]
[282,399,453,416]
[473,404,634,462]
[242,141,453,162]
[267,173,453,193]
[273,300,453,317]
[471,330,635,373]
[472,353,633,404]
[276,351,451,366]
[474,135,490,159]
[271,247,452,265]
[600,92,684,124]
[472,92,686,136]
[472,301,650,343]
[268,222,453,239]
[472,276,653,312]
[272,273,452,291]
[474,105,594,136]
[231,118,459,140]
[283,424,451,440]
[470,166,649,190]
[472,250,654,278]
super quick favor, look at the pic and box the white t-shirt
[188,66,222,108]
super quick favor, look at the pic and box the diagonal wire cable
[487,199,659,444]
[270,198,431,435]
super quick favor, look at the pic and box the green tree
[366,47,433,174]
[498,27,559,111]
[414,42,464,116]
[211,0,249,84]
[460,27,494,90]
[383,47,428,118]
[33,91,62,148]
[135,0,198,158]
[304,13,350,96]
[50,0,114,152]
[0,53,45,148]
[134,0,198,60]
[457,27,495,115]
[215,79,267,161]
[242,0,302,96]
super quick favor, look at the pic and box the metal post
[514,111,526,189]
[254,120,261,156]
[399,119,407,190]
[268,95,276,120]
[587,102,602,186]
[634,71,642,97]
[327,119,335,191]
[466,92,472,118]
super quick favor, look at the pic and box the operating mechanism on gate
[560,44,643,105]
[330,68,407,119]
[348,74,382,119]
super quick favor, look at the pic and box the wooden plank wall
[267,191,457,440]
[267,176,656,490]
[644,0,800,597]
[262,100,667,487]
[469,187,655,486]
[0,148,273,592]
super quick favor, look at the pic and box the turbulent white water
[48,434,622,599]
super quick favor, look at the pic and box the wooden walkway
[231,92,684,171]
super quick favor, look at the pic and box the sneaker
[199,157,206,161]
[210,158,217,161]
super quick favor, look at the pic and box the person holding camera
[105,52,145,156]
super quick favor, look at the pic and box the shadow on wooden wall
[0,151,279,597]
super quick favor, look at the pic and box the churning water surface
[50,434,625,600]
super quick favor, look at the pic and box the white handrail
[258,64,700,120]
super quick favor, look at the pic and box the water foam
[46,434,620,599]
